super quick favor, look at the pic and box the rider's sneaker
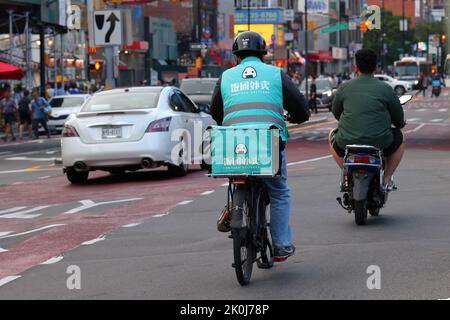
[217,206,231,232]
[273,245,296,262]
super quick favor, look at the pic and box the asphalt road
[0,91,449,299]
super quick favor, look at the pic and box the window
[178,92,199,113]
[169,92,185,112]
[81,92,159,112]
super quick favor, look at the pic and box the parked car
[374,74,412,96]
[61,86,216,184]
[179,78,218,114]
[47,94,90,133]
[299,78,336,112]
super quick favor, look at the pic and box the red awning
[306,51,335,63]
[0,61,24,80]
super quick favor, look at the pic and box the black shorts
[331,128,403,158]
[19,113,32,125]
[3,113,16,125]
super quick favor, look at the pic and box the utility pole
[304,0,308,102]
[402,0,405,56]
[247,0,250,30]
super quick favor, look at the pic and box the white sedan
[61,86,216,184]
[47,94,91,132]
[374,74,413,96]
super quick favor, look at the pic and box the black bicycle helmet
[232,31,267,56]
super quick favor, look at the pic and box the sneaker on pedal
[217,206,231,232]
[273,245,296,262]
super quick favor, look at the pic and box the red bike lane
[0,138,330,280]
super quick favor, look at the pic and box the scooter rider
[328,48,406,190]
[210,31,310,261]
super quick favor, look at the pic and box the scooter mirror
[399,94,413,105]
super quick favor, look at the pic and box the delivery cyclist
[210,31,310,261]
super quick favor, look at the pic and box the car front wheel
[66,169,89,184]
[395,86,405,96]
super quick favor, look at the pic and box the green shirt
[332,74,405,150]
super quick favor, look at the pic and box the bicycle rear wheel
[231,185,255,286]
[257,195,274,269]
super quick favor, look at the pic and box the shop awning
[0,61,24,80]
[306,51,335,63]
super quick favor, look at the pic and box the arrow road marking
[64,198,143,214]
[0,205,53,219]
[0,224,66,239]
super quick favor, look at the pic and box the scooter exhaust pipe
[141,157,154,169]
[73,161,88,172]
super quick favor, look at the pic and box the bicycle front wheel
[231,185,255,286]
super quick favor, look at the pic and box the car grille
[49,115,68,120]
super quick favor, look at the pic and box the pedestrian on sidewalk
[18,89,33,140]
[309,77,318,114]
[0,87,18,142]
[31,90,51,139]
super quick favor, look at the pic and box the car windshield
[49,97,86,108]
[81,92,159,112]
[180,80,216,95]
[300,79,332,91]
[395,64,419,77]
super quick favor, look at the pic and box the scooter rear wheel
[354,200,368,225]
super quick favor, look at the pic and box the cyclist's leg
[263,150,292,248]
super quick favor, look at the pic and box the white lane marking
[430,118,443,122]
[177,200,193,206]
[82,235,105,245]
[0,276,21,287]
[406,118,421,122]
[287,155,332,167]
[0,151,12,156]
[45,151,58,154]
[5,157,57,161]
[221,183,229,187]
[0,167,59,174]
[153,212,170,218]
[438,108,448,112]
[0,247,8,253]
[0,205,52,219]
[39,176,51,180]
[200,190,215,196]
[64,198,143,214]
[40,255,63,265]
[0,232,13,237]
[0,224,66,239]
[405,123,426,134]
[416,109,427,112]
[0,207,27,215]
[12,181,24,185]
[122,222,142,228]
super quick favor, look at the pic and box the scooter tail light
[231,180,247,185]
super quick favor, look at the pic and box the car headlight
[323,90,332,97]
[413,80,419,85]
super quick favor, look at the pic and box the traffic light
[360,20,369,33]
[90,60,103,72]
[441,34,447,44]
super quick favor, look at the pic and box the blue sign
[234,9,283,25]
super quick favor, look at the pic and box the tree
[363,10,415,68]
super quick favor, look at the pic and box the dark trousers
[32,118,50,138]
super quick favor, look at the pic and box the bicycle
[226,176,274,286]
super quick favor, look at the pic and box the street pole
[247,0,250,31]
[54,31,58,94]
[402,0,405,56]
[39,24,46,97]
[304,1,309,102]
[9,10,13,64]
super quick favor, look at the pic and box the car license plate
[102,127,122,139]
